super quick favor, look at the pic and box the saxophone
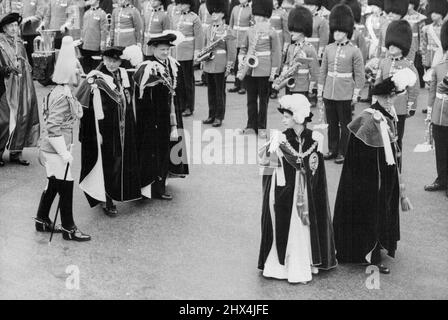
[237,29,260,81]
[105,13,113,47]
[195,32,234,63]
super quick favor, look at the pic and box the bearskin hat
[176,0,200,13]
[329,4,354,39]
[385,20,412,57]
[343,0,362,23]
[427,0,448,17]
[206,0,229,16]
[442,20,448,52]
[368,0,384,9]
[288,6,313,37]
[252,0,273,18]
[322,0,337,10]
[304,0,322,7]
[384,0,409,18]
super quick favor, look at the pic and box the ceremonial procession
[0,0,447,301]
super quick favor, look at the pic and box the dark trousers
[177,60,195,112]
[207,72,226,120]
[246,76,270,131]
[22,34,37,67]
[233,47,245,90]
[0,94,9,156]
[80,48,102,74]
[152,177,167,196]
[433,124,448,186]
[396,114,407,169]
[415,52,425,88]
[324,99,352,156]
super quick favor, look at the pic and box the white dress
[262,170,314,284]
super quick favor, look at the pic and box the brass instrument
[195,33,235,63]
[237,30,260,81]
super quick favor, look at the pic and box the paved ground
[0,76,447,300]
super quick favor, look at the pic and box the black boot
[62,226,91,242]
[35,178,62,233]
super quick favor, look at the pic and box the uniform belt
[115,28,135,33]
[298,69,310,74]
[306,37,319,42]
[436,93,448,100]
[215,50,226,54]
[412,32,418,37]
[234,26,249,31]
[328,72,352,78]
[274,29,282,33]
[183,36,194,41]
[144,32,163,37]
[255,51,271,56]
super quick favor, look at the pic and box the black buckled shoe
[182,109,193,117]
[62,226,91,242]
[212,119,222,127]
[228,86,240,93]
[424,181,447,192]
[103,204,118,217]
[202,117,215,125]
[335,155,345,164]
[152,193,173,201]
[323,152,337,160]
[376,264,390,274]
[35,218,62,233]
[238,88,246,95]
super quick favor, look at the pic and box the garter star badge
[309,152,319,175]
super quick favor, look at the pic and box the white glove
[170,126,179,141]
[48,136,73,164]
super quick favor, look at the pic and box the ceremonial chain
[283,140,318,164]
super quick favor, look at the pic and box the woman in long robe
[258,94,337,284]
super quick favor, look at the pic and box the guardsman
[201,0,235,127]
[377,0,409,58]
[374,20,419,168]
[1,0,46,65]
[424,20,448,197]
[404,0,426,63]
[142,0,169,59]
[269,0,289,99]
[344,0,368,64]
[421,0,447,73]
[172,0,203,117]
[275,5,319,97]
[238,0,281,138]
[109,0,143,47]
[167,0,179,24]
[303,0,329,60]
[318,4,365,165]
[80,0,107,73]
[196,0,212,86]
[228,0,252,94]
[365,0,384,60]
[39,0,76,49]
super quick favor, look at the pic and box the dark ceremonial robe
[76,64,141,206]
[258,128,337,270]
[133,56,174,191]
[0,33,39,152]
[333,102,400,263]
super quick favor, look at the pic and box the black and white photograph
[0,0,447,305]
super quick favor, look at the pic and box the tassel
[400,183,414,211]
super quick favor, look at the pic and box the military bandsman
[318,3,365,165]
[79,0,108,73]
[39,0,76,49]
[142,0,169,59]
[172,0,203,117]
[238,0,281,138]
[424,20,448,197]
[201,0,236,127]
[228,0,252,94]
[109,0,143,47]
[303,0,329,60]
